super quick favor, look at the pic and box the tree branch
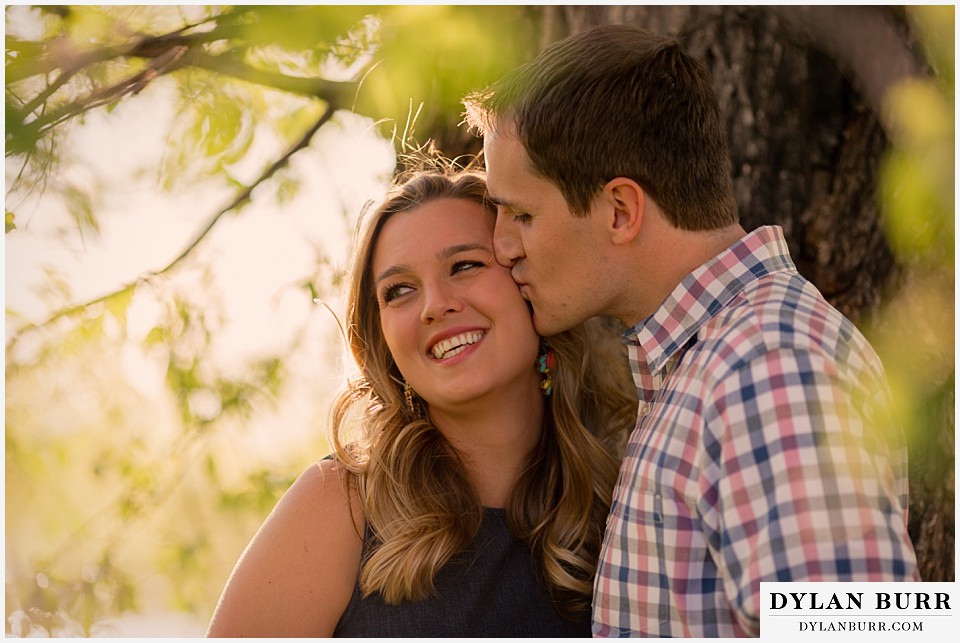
[8,6,357,138]
[8,45,357,156]
[21,46,190,141]
[187,51,358,101]
[6,103,339,353]
[5,8,245,84]
[157,102,337,272]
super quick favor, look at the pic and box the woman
[207,170,635,637]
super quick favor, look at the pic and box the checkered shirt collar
[622,225,795,373]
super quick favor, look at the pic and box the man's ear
[603,178,644,245]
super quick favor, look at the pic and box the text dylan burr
[770,592,951,611]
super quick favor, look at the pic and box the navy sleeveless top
[333,507,590,637]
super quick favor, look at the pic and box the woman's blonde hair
[330,169,636,616]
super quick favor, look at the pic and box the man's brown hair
[464,25,738,229]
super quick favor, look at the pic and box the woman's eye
[381,283,413,303]
[452,260,483,274]
[513,212,532,224]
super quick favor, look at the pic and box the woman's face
[371,197,541,411]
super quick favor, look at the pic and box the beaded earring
[537,342,556,396]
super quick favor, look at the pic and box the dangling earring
[403,381,420,415]
[537,341,556,396]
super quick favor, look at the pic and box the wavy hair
[330,170,635,616]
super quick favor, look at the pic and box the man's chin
[533,307,596,338]
[532,313,565,338]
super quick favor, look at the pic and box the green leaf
[5,96,40,156]
[62,183,100,241]
[106,287,134,319]
[144,326,166,345]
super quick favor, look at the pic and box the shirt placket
[636,355,680,430]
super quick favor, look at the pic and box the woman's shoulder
[206,457,364,637]
[292,457,364,536]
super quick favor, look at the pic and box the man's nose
[419,280,463,323]
[493,216,523,268]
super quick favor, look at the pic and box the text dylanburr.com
[761,582,955,639]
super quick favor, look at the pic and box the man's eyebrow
[485,195,524,211]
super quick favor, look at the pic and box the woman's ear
[603,178,644,245]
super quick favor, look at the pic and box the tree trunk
[430,4,953,582]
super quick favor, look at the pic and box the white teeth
[431,331,485,360]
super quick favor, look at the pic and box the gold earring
[404,381,418,415]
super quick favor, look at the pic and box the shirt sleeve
[697,346,919,636]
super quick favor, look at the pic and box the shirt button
[639,402,650,416]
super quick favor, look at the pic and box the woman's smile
[429,329,487,361]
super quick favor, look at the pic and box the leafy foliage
[872,5,954,431]
[5,4,533,634]
[868,7,954,579]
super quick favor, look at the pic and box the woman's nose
[419,281,463,323]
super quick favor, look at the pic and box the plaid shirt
[592,226,918,638]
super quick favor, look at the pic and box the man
[464,24,918,637]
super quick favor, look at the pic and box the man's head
[463,24,737,229]
[463,25,739,334]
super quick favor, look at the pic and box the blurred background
[4,5,954,636]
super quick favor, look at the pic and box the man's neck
[620,220,746,328]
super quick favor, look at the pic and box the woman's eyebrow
[437,242,492,260]
[374,263,410,285]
